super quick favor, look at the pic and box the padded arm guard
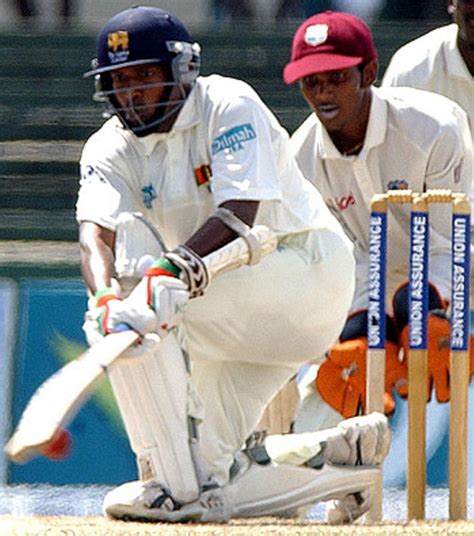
[214,207,263,265]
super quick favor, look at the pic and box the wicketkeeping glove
[316,311,407,418]
[393,282,474,403]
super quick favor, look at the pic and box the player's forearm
[79,222,117,295]
[185,200,259,257]
[80,250,116,295]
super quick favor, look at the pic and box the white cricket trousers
[180,228,356,483]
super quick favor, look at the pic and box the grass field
[2,516,474,535]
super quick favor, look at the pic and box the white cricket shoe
[103,480,231,522]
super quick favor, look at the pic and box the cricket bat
[5,225,277,463]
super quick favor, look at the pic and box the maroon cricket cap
[283,11,377,84]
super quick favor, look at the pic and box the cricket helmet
[84,6,201,136]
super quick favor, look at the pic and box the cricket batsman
[76,5,390,524]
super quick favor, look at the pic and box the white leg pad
[227,462,381,519]
[107,332,207,504]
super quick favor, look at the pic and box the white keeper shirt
[382,24,474,153]
[76,74,343,252]
[290,86,473,313]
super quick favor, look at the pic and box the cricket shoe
[103,479,232,522]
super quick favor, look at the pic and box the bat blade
[5,226,277,463]
[5,330,139,463]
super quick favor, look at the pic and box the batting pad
[107,332,204,503]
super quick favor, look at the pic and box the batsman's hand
[83,288,162,357]
[394,282,474,403]
[316,311,407,418]
[104,256,190,336]
[83,288,124,347]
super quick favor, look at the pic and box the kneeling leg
[103,333,229,522]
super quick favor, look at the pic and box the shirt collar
[173,80,202,130]
[317,88,387,159]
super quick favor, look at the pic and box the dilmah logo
[304,24,329,47]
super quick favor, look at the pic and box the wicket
[367,189,471,521]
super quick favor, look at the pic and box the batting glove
[106,257,190,337]
[95,288,124,335]
[122,244,208,335]
[82,287,160,361]
[86,245,208,339]
[316,311,407,418]
[82,287,124,348]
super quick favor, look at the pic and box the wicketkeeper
[284,11,473,432]
[76,6,390,524]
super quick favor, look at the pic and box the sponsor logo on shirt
[142,184,157,209]
[326,197,357,242]
[81,165,106,184]
[387,179,409,190]
[212,123,256,155]
[334,194,355,211]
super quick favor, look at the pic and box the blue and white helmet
[84,6,201,136]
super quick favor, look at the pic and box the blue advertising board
[3,277,474,489]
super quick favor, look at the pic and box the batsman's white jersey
[77,74,356,483]
[77,74,345,245]
[382,24,474,154]
[291,86,472,314]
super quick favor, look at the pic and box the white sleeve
[382,51,412,87]
[76,134,142,230]
[208,96,282,206]
[422,104,472,299]
[424,103,472,224]
[382,47,435,93]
